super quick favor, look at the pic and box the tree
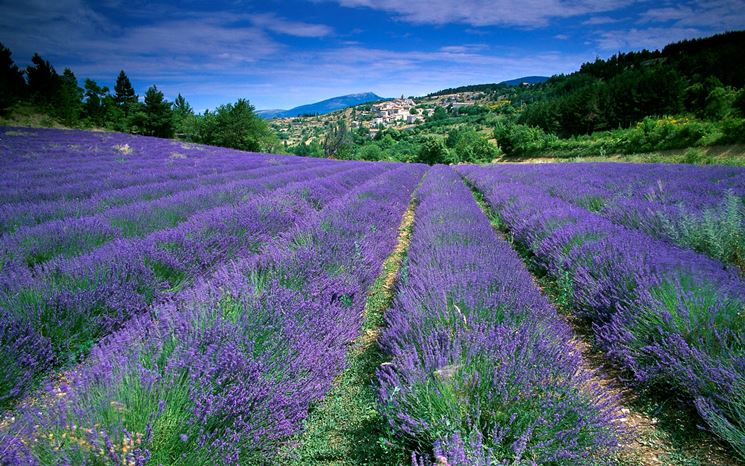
[429,106,447,122]
[114,70,137,112]
[448,129,500,163]
[172,93,196,138]
[52,68,82,126]
[734,89,745,117]
[83,79,110,126]
[0,42,26,114]
[132,85,174,138]
[195,99,274,151]
[292,139,324,157]
[26,53,58,105]
[416,136,448,165]
[323,119,351,157]
[704,86,737,120]
[357,143,384,161]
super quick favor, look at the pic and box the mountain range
[257,92,386,119]
[257,76,549,119]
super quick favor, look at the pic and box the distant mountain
[258,92,386,119]
[498,76,549,86]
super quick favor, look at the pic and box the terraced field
[1,127,743,465]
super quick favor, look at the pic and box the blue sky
[1,0,743,111]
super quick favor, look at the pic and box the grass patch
[283,182,420,465]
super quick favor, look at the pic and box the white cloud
[582,15,621,25]
[249,13,333,37]
[638,0,745,29]
[595,27,703,50]
[332,0,631,27]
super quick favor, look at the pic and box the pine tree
[114,70,137,111]
[26,53,59,105]
[0,42,26,113]
[52,68,83,126]
[83,79,110,126]
[135,85,174,138]
[173,93,195,137]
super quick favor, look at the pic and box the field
[0,127,743,465]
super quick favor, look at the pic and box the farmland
[0,127,744,465]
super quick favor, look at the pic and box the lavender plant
[0,164,424,464]
[378,166,620,464]
[459,164,745,459]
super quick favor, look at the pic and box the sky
[1,0,744,111]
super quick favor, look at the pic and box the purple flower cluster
[459,164,745,458]
[0,127,403,410]
[378,166,620,465]
[1,130,425,463]
[472,163,745,267]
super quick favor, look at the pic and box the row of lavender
[0,128,295,200]
[377,166,620,465]
[1,164,424,464]
[459,165,745,459]
[0,158,314,234]
[481,163,745,268]
[0,160,334,270]
[0,161,392,409]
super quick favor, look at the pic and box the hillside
[277,30,745,164]
[257,92,387,119]
[427,75,549,96]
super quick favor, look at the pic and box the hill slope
[258,92,387,119]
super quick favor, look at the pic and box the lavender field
[0,127,743,465]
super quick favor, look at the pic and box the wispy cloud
[639,0,745,29]
[582,16,621,25]
[332,0,629,27]
[595,27,703,51]
[249,13,333,37]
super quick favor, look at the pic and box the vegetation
[2,31,745,163]
[0,43,277,152]
[281,30,745,164]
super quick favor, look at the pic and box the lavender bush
[378,166,620,464]
[0,163,424,464]
[459,164,745,459]
[473,163,745,268]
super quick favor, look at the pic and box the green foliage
[323,119,352,157]
[659,191,745,268]
[114,70,137,114]
[446,128,500,163]
[704,86,737,119]
[291,140,324,158]
[83,79,110,127]
[734,89,745,117]
[51,68,83,126]
[357,143,384,161]
[26,53,58,105]
[428,106,447,122]
[494,121,556,155]
[172,93,197,138]
[130,85,174,138]
[0,42,26,114]
[195,99,276,151]
[416,136,449,165]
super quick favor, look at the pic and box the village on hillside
[269,91,492,146]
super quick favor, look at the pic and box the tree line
[518,31,745,138]
[0,44,278,152]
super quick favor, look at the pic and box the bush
[195,99,277,152]
[416,137,449,165]
[494,122,556,156]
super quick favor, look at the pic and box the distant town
[270,91,492,146]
